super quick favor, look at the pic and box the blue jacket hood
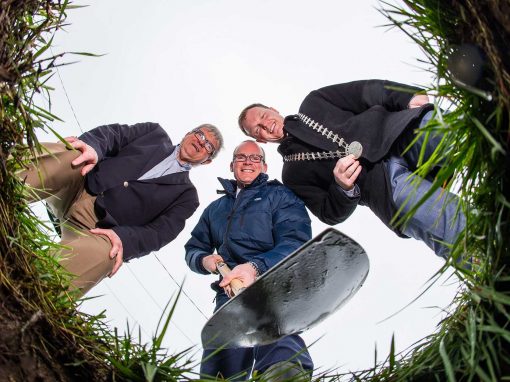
[217,173,281,196]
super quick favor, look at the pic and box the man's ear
[256,138,267,144]
[262,163,268,173]
[230,162,234,172]
[201,158,212,165]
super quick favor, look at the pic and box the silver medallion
[285,114,364,163]
[347,141,363,159]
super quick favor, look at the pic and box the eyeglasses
[233,153,264,163]
[192,129,216,156]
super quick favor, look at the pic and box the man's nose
[196,137,206,148]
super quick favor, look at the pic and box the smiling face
[242,106,285,143]
[231,141,267,188]
[179,127,219,165]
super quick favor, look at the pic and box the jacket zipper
[224,188,244,264]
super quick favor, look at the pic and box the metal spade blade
[201,228,369,349]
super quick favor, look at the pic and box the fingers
[89,228,121,259]
[109,252,123,277]
[334,155,357,173]
[202,254,224,273]
[220,272,246,298]
[333,155,362,190]
[219,263,256,288]
[90,228,124,277]
[219,272,234,286]
[69,138,86,152]
[408,94,430,108]
[349,164,362,181]
[108,238,122,260]
[223,285,234,298]
[70,140,89,166]
[81,163,95,176]
[67,139,98,173]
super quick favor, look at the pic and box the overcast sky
[33,0,461,375]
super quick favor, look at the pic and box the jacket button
[123,181,129,187]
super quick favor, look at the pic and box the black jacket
[278,79,433,234]
[80,122,199,260]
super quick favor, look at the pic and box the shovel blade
[201,228,369,349]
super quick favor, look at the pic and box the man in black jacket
[238,79,465,259]
[22,122,223,294]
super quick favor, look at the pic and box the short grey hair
[196,123,224,159]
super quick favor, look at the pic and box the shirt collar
[174,145,192,171]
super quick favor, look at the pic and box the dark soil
[0,285,107,382]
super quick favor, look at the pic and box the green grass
[328,1,510,381]
[1,0,508,381]
[1,1,197,380]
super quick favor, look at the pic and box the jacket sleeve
[283,167,360,226]
[184,205,215,275]
[79,122,164,161]
[308,79,421,114]
[249,188,312,274]
[112,189,199,261]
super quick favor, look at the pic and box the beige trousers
[21,143,114,295]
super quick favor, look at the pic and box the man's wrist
[336,183,360,198]
[196,254,209,274]
[248,261,260,277]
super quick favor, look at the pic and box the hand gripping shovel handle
[216,261,245,296]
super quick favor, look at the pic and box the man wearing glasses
[185,140,313,381]
[22,122,223,294]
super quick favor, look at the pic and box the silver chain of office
[282,113,363,162]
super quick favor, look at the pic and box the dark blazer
[80,122,199,260]
[278,79,433,234]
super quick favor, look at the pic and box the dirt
[0,285,106,382]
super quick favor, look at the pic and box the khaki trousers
[21,143,114,295]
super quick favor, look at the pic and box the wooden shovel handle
[216,261,245,296]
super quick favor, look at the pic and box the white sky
[33,0,460,376]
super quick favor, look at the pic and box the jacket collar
[142,170,192,185]
[283,115,338,151]
[139,144,177,177]
[217,173,269,196]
